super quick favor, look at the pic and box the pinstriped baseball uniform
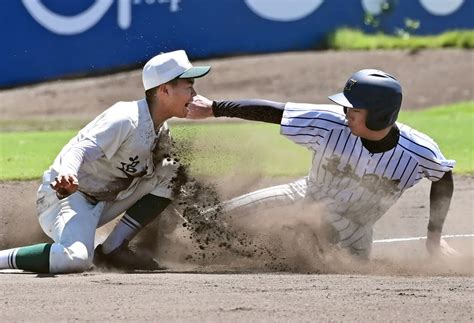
[219,102,455,257]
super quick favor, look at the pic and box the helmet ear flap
[366,110,386,131]
[366,107,400,131]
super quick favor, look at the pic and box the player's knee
[49,242,93,274]
[348,247,371,261]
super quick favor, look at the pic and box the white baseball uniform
[218,103,455,257]
[36,99,178,272]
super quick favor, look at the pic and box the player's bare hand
[186,95,214,119]
[426,230,460,257]
[50,174,79,199]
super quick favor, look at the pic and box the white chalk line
[373,234,474,244]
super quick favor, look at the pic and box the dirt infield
[1,49,473,121]
[0,49,473,321]
[0,271,471,321]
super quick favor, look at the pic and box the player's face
[168,78,197,118]
[345,107,369,137]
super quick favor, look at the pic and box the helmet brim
[328,92,353,108]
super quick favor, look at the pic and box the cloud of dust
[122,134,473,276]
[133,171,473,276]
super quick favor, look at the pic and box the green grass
[0,131,77,180]
[0,102,472,181]
[0,124,310,181]
[325,28,474,50]
[0,119,89,132]
[171,123,310,177]
[398,102,474,174]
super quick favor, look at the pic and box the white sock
[101,214,142,254]
[0,247,18,269]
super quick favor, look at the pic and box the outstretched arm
[426,171,458,256]
[187,95,284,124]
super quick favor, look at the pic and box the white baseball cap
[142,50,211,91]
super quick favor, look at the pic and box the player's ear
[158,84,170,96]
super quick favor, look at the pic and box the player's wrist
[55,189,71,200]
[56,192,66,200]
[426,230,441,243]
[211,100,218,117]
[427,220,443,233]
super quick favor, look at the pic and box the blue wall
[1,0,472,87]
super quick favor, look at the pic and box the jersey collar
[361,124,400,154]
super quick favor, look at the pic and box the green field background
[0,102,472,181]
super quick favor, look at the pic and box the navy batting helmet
[328,69,402,131]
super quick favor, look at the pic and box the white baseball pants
[218,177,373,258]
[36,162,176,274]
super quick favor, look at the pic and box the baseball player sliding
[187,69,458,259]
[0,50,211,273]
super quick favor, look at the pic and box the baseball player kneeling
[187,69,458,260]
[0,50,211,273]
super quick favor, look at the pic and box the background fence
[1,0,472,87]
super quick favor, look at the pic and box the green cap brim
[179,66,211,79]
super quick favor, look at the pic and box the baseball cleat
[93,240,166,271]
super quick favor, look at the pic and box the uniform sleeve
[212,99,284,124]
[57,138,104,175]
[419,147,455,181]
[280,103,346,149]
[400,127,455,181]
[84,112,134,160]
